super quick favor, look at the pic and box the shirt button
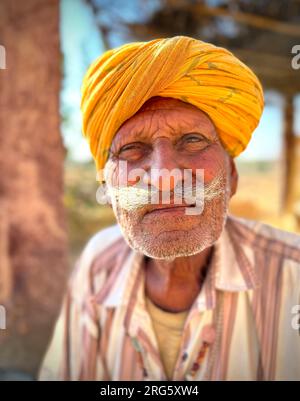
[201,325,216,344]
[181,352,188,362]
[131,337,142,352]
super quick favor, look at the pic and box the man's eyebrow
[115,128,154,143]
[175,127,215,138]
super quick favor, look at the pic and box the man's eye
[117,143,146,161]
[184,135,202,142]
[179,133,210,148]
[120,144,139,152]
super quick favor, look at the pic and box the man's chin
[114,201,229,259]
[123,229,217,260]
[133,243,212,260]
[140,246,210,260]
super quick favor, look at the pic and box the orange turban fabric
[81,36,264,176]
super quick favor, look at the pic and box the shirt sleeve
[37,226,122,381]
[37,282,75,380]
[37,256,102,381]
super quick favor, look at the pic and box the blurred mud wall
[0,0,68,378]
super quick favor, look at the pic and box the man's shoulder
[70,224,130,297]
[80,224,124,263]
[227,214,300,263]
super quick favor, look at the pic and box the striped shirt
[38,214,300,381]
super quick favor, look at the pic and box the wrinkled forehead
[114,96,218,137]
[138,96,199,112]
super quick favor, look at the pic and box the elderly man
[39,36,300,381]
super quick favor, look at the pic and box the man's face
[103,97,237,259]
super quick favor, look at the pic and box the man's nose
[142,138,182,191]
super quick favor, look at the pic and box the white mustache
[107,172,226,212]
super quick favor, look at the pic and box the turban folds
[80,36,264,175]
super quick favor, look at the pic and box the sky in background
[60,0,300,164]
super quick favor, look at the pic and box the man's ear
[96,181,112,207]
[104,182,112,207]
[229,157,238,198]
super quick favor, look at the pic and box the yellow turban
[81,35,264,177]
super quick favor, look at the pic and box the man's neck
[144,246,214,313]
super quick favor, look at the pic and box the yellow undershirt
[145,296,189,380]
